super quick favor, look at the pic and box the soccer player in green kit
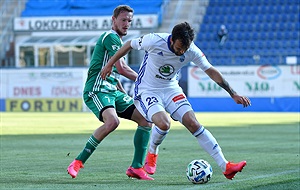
[67,5,153,180]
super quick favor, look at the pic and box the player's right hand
[232,94,251,108]
[100,64,113,80]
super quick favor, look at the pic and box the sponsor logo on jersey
[159,64,174,76]
[155,74,172,80]
[172,94,185,102]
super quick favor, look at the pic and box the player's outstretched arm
[100,41,133,80]
[115,58,138,81]
[205,66,251,107]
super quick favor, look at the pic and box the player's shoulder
[188,42,202,52]
[152,33,169,40]
[143,33,169,43]
[101,30,120,43]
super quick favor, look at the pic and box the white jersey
[131,33,212,95]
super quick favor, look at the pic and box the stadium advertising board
[2,69,84,98]
[1,65,299,112]
[1,68,86,112]
[6,98,83,112]
[188,65,300,97]
[14,15,158,31]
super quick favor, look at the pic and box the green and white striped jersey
[84,30,123,93]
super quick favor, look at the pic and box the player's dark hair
[172,22,194,49]
[113,5,134,18]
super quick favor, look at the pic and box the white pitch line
[182,169,299,190]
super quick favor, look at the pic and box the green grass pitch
[1,112,299,190]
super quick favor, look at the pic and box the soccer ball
[186,159,213,184]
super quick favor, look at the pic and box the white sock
[148,125,169,155]
[193,126,228,172]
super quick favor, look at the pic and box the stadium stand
[1,0,299,67]
[21,0,165,23]
[196,0,299,65]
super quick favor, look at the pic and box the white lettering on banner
[14,15,158,31]
[188,65,300,97]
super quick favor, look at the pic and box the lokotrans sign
[188,65,300,97]
[14,15,158,31]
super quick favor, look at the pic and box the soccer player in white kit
[101,22,251,180]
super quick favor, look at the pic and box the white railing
[168,0,183,32]
[1,0,26,66]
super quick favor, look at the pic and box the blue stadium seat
[69,8,112,16]
[69,0,124,9]
[22,0,164,17]
[127,0,163,7]
[25,0,68,10]
[290,40,298,49]
[22,9,70,17]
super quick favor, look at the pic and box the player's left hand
[232,94,251,108]
[100,64,113,80]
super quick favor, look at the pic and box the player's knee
[156,120,171,131]
[104,117,120,132]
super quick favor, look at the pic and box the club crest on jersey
[179,55,185,62]
[112,45,120,51]
[159,64,174,76]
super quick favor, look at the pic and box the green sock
[76,135,100,164]
[131,126,151,168]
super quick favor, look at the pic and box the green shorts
[83,90,135,122]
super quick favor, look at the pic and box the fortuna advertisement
[1,68,86,112]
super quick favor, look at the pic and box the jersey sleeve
[102,33,122,57]
[190,43,212,71]
[130,33,154,51]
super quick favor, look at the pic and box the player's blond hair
[113,5,134,18]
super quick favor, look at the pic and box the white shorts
[134,87,193,123]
